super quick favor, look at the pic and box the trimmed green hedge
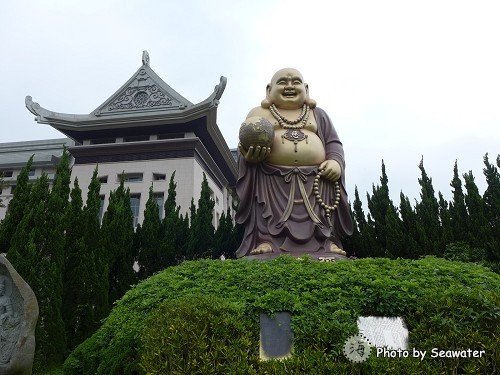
[63,256,499,374]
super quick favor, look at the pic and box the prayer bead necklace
[269,104,310,129]
[314,169,341,220]
[270,103,311,152]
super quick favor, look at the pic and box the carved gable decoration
[94,65,190,116]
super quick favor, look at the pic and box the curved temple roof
[24,51,236,186]
[25,51,227,129]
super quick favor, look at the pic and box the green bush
[140,296,259,374]
[63,256,500,374]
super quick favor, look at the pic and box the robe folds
[235,107,353,258]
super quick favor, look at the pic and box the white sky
[1,0,499,208]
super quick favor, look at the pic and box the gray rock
[0,255,38,375]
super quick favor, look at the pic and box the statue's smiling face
[268,68,307,110]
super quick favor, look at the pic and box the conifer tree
[438,192,453,249]
[137,187,162,279]
[399,192,420,258]
[8,174,66,363]
[449,161,468,242]
[351,187,377,258]
[101,180,137,304]
[187,174,215,259]
[81,168,108,322]
[343,202,360,257]
[0,171,5,208]
[62,178,99,349]
[385,207,405,258]
[161,172,183,266]
[0,155,33,252]
[176,212,190,262]
[415,158,441,255]
[367,161,399,257]
[463,171,490,255]
[45,149,71,271]
[212,208,234,259]
[482,153,500,262]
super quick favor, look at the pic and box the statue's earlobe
[304,84,317,108]
[261,84,272,108]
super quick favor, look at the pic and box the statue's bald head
[270,68,304,86]
[262,68,316,109]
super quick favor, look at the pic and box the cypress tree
[438,192,453,250]
[0,172,5,208]
[101,180,137,304]
[161,172,183,266]
[176,212,190,262]
[81,168,108,322]
[449,161,468,242]
[212,208,234,259]
[385,206,405,258]
[187,174,215,259]
[0,155,33,253]
[463,171,490,256]
[366,160,400,257]
[415,158,441,255]
[351,187,377,258]
[399,192,420,258]
[62,178,99,350]
[482,153,500,262]
[138,187,162,279]
[46,149,71,269]
[8,173,66,363]
[343,202,360,257]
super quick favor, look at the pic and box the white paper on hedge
[357,316,409,350]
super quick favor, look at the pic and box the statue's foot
[329,243,347,256]
[250,242,273,255]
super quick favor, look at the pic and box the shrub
[63,256,500,374]
[139,295,259,374]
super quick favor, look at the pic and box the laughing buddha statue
[235,68,353,260]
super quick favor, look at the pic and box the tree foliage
[101,179,136,305]
[0,155,33,253]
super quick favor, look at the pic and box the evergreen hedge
[63,256,499,374]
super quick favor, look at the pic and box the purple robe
[235,107,353,258]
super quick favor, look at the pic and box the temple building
[0,51,237,227]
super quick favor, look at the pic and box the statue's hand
[319,159,341,181]
[238,143,271,163]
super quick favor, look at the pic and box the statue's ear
[261,84,272,108]
[304,84,317,108]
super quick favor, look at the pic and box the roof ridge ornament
[142,50,150,66]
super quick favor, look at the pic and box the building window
[153,193,164,219]
[99,176,108,184]
[10,185,16,194]
[90,138,115,145]
[130,194,141,228]
[99,195,105,224]
[28,168,35,177]
[124,135,149,142]
[0,170,13,178]
[118,173,143,183]
[215,196,219,205]
[153,173,166,181]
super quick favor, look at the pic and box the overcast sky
[1,0,499,208]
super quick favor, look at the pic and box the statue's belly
[266,129,326,166]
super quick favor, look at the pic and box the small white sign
[357,316,409,350]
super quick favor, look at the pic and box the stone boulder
[0,255,38,375]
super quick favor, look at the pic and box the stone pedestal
[245,251,351,261]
